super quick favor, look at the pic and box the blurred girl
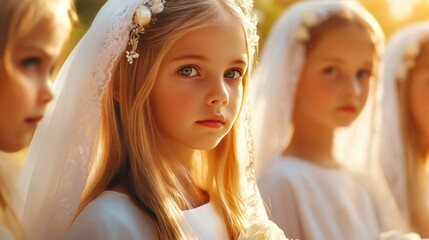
[254,1,406,239]
[377,21,429,237]
[0,0,75,238]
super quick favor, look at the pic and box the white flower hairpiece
[396,40,422,81]
[126,0,166,64]
[295,10,320,43]
[238,220,288,240]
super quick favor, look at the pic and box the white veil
[18,0,266,239]
[376,20,429,219]
[18,0,157,239]
[251,0,406,230]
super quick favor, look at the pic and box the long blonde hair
[398,39,429,234]
[76,0,254,239]
[0,0,75,239]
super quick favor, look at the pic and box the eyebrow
[21,46,58,59]
[172,54,248,66]
[320,57,374,67]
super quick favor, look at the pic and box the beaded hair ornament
[126,0,259,65]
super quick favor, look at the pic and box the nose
[39,76,54,105]
[344,75,361,97]
[206,77,229,107]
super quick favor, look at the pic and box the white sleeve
[67,203,158,240]
[258,173,303,240]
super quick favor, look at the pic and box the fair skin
[284,24,375,167]
[408,39,429,154]
[148,18,247,206]
[0,18,65,152]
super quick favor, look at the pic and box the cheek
[410,88,429,134]
[153,84,199,120]
[358,81,371,105]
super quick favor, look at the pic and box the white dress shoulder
[258,157,393,240]
[68,191,228,240]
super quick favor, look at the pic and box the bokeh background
[7,0,429,166]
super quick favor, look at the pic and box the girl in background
[377,21,429,237]
[0,0,75,238]
[254,1,406,239]
[19,0,274,239]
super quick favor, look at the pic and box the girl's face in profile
[150,18,247,160]
[0,17,65,152]
[294,24,375,129]
[407,39,429,149]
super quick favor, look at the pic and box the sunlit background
[7,0,429,166]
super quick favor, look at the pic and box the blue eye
[224,69,242,79]
[178,66,198,77]
[21,57,41,69]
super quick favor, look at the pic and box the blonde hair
[76,0,254,239]
[0,0,75,239]
[398,38,429,234]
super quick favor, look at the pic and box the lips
[25,116,43,127]
[196,114,226,128]
[338,105,357,113]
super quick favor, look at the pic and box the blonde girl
[0,0,75,239]
[377,21,429,236]
[19,0,273,239]
[254,1,406,239]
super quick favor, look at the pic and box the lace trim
[48,0,142,234]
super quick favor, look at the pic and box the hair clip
[126,0,166,64]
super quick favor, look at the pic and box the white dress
[68,191,228,239]
[258,157,394,240]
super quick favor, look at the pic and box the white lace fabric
[18,0,142,239]
[18,0,265,239]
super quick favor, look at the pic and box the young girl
[254,1,406,239]
[377,21,429,237]
[0,0,75,238]
[19,0,273,239]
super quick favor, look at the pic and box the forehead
[162,20,248,63]
[306,24,374,64]
[15,17,66,58]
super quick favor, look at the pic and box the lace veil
[18,0,141,238]
[251,0,406,229]
[17,0,265,239]
[376,20,429,219]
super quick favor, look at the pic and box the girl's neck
[284,120,340,168]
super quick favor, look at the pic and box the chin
[192,139,224,151]
[1,139,29,153]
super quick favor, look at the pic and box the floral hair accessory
[126,0,166,64]
[238,220,288,240]
[295,10,320,42]
[396,39,422,81]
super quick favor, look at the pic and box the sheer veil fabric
[18,0,141,238]
[251,0,406,230]
[376,21,429,220]
[17,0,265,239]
